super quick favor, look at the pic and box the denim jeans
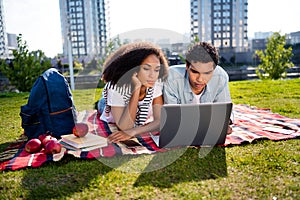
[97,98,106,114]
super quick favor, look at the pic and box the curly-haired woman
[99,42,169,143]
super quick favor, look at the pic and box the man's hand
[227,119,233,134]
[227,125,232,135]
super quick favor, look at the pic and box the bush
[0,34,51,92]
[255,32,294,80]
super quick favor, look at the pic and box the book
[59,141,106,151]
[61,133,108,149]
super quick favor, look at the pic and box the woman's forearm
[124,99,162,137]
[124,118,160,137]
[116,86,140,130]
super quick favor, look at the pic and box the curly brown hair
[102,42,169,87]
[185,42,219,68]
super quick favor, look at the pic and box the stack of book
[60,133,108,151]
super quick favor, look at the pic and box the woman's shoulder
[154,81,163,89]
[105,82,131,93]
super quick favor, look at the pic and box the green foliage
[178,53,186,64]
[191,34,200,44]
[73,60,83,73]
[98,36,122,72]
[97,36,123,88]
[86,58,99,69]
[255,32,294,80]
[0,34,51,92]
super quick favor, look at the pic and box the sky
[3,0,300,58]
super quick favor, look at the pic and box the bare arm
[108,95,163,142]
[110,86,140,130]
[111,73,142,130]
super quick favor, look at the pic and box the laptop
[151,102,232,148]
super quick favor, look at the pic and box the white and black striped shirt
[100,81,162,127]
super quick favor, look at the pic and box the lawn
[0,79,299,200]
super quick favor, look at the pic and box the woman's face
[137,54,161,87]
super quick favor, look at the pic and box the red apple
[73,123,89,137]
[25,138,42,153]
[38,133,48,142]
[44,140,62,154]
[42,135,57,147]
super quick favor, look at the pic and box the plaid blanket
[1,104,299,171]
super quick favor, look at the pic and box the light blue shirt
[163,64,232,104]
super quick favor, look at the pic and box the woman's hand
[131,72,142,89]
[108,130,135,143]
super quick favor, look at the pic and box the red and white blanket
[1,104,299,171]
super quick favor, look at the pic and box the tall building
[190,0,248,52]
[59,0,109,59]
[0,0,7,58]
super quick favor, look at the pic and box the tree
[98,36,122,70]
[97,36,123,88]
[255,32,294,80]
[0,34,51,92]
[191,34,200,44]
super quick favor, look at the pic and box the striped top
[100,81,162,127]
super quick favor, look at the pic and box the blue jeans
[97,98,106,114]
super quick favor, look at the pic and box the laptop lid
[156,102,232,148]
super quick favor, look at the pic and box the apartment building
[59,0,109,60]
[0,0,7,58]
[190,0,249,53]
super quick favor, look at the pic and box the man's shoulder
[213,65,229,79]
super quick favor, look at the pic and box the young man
[163,42,231,104]
[163,42,232,133]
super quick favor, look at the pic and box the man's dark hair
[185,42,219,68]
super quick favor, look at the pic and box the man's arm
[214,68,232,103]
[215,83,231,102]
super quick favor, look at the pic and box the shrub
[0,34,51,92]
[255,32,294,80]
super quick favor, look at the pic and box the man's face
[186,61,215,95]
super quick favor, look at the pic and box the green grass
[0,79,299,199]
[230,79,300,118]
